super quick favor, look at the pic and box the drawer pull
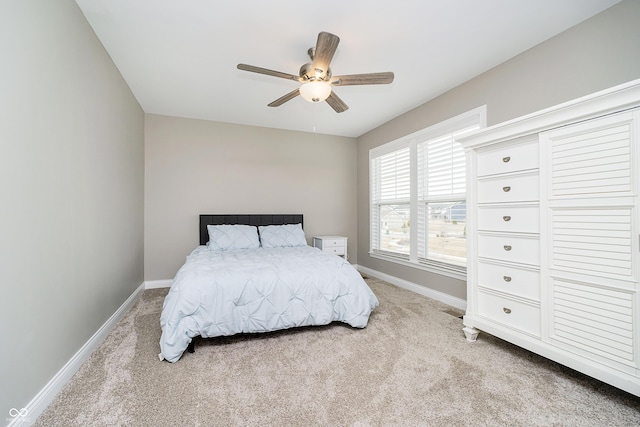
[503,307,512,314]
[503,276,512,282]
[502,156,511,163]
[503,186,511,192]
[503,215,511,222]
[503,245,512,251]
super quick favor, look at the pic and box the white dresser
[312,236,348,259]
[473,136,542,338]
[459,79,640,396]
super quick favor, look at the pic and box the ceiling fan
[237,31,394,113]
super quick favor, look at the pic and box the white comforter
[159,245,379,362]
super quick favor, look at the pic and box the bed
[159,214,379,362]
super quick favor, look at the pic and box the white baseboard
[144,279,173,289]
[357,265,467,311]
[11,282,145,427]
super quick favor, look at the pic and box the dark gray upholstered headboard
[199,214,304,245]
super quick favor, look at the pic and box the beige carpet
[35,278,640,426]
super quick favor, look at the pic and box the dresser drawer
[478,261,540,301]
[478,234,539,266]
[477,291,541,337]
[477,139,539,177]
[477,173,539,204]
[477,205,539,233]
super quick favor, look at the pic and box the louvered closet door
[540,109,639,370]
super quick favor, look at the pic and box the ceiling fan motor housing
[299,62,332,82]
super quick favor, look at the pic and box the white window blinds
[418,133,467,201]
[370,146,411,257]
[371,147,411,204]
[369,106,486,279]
[417,127,477,267]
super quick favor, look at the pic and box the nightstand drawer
[477,291,541,337]
[320,238,345,247]
[323,246,345,256]
[312,236,348,258]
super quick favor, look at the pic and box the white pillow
[259,223,307,248]
[207,224,260,251]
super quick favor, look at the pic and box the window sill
[369,252,467,281]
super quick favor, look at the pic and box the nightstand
[312,236,348,260]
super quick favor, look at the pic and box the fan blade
[268,89,300,107]
[331,72,394,86]
[237,64,302,82]
[311,32,340,77]
[326,91,349,113]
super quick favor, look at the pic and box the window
[416,132,468,267]
[369,106,486,279]
[370,146,411,258]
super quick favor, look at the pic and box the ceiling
[75,0,621,138]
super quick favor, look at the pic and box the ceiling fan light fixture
[237,32,393,112]
[299,81,331,103]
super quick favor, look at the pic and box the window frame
[369,106,487,280]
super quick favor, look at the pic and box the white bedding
[159,245,379,362]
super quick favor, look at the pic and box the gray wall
[144,114,358,280]
[0,0,144,420]
[356,0,640,301]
